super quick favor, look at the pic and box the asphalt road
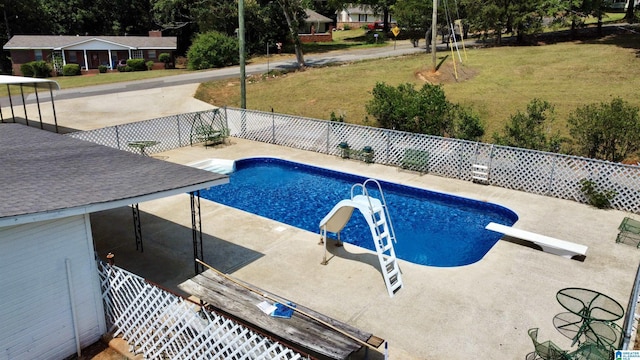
[11,41,435,105]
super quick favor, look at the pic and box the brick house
[3,31,177,76]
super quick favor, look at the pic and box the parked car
[367,21,384,30]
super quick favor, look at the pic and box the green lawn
[196,31,640,141]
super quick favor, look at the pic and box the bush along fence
[67,107,640,214]
[98,262,304,359]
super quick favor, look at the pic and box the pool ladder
[352,179,403,297]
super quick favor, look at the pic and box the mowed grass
[196,32,640,140]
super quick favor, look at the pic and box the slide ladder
[319,179,403,297]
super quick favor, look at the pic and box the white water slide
[319,179,403,297]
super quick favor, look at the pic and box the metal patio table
[556,287,624,349]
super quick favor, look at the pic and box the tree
[276,0,306,68]
[493,99,561,152]
[461,0,550,44]
[391,0,432,46]
[187,31,239,70]
[625,0,636,23]
[567,98,640,162]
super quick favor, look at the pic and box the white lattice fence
[66,107,640,214]
[67,110,221,154]
[97,262,304,360]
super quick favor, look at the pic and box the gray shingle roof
[304,9,333,23]
[3,35,176,50]
[0,124,227,220]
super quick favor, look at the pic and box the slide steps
[319,179,403,297]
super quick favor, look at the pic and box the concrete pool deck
[9,83,640,358]
[90,137,640,360]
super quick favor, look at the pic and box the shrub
[20,63,35,77]
[146,60,154,70]
[117,65,127,72]
[343,24,352,30]
[98,65,108,73]
[126,58,147,71]
[568,98,640,162]
[187,31,239,70]
[62,64,81,76]
[366,82,449,135]
[31,61,51,78]
[365,31,387,44]
[579,179,617,209]
[158,53,172,68]
[493,98,562,152]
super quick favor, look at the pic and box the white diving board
[486,222,588,259]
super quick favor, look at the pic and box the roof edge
[0,177,228,228]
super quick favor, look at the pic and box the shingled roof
[0,124,227,226]
[3,35,176,50]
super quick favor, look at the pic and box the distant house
[336,5,389,30]
[299,9,334,43]
[3,31,177,76]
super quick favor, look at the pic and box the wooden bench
[401,148,429,173]
[616,217,640,247]
[178,270,384,359]
[486,222,588,259]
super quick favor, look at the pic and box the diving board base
[486,222,588,259]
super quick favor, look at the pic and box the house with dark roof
[299,9,334,43]
[0,123,227,359]
[3,31,177,76]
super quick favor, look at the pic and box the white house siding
[0,214,106,360]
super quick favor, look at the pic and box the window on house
[132,50,143,59]
[358,14,367,22]
[34,50,43,61]
[147,50,156,60]
[69,51,77,63]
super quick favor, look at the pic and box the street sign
[391,27,400,37]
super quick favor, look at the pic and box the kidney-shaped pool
[198,157,518,267]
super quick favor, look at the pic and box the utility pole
[431,0,438,72]
[238,0,246,109]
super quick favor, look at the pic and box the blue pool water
[199,158,518,267]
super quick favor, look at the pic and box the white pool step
[187,158,235,175]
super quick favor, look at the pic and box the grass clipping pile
[415,60,478,84]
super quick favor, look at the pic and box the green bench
[401,148,429,173]
[616,217,640,247]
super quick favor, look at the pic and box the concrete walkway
[91,138,640,359]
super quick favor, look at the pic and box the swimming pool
[199,157,518,267]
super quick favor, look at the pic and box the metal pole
[431,0,438,71]
[49,84,59,133]
[34,86,43,129]
[7,85,15,122]
[20,84,28,126]
[238,0,246,109]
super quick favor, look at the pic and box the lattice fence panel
[97,262,303,360]
[225,108,274,142]
[488,146,558,195]
[270,113,331,153]
[68,107,640,214]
